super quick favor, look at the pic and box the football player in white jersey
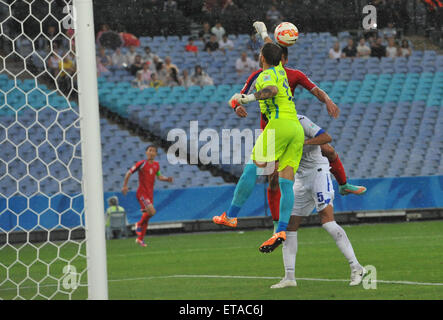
[270,115,367,289]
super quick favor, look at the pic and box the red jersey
[240,67,317,130]
[130,160,160,200]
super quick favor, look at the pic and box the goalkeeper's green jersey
[254,62,299,122]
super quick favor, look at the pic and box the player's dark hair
[278,45,288,60]
[261,42,282,66]
[146,145,157,151]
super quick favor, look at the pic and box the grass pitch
[1,220,443,300]
[106,220,443,300]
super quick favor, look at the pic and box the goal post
[0,0,108,300]
[74,0,108,300]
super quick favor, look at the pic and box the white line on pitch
[107,274,443,286]
[1,274,443,294]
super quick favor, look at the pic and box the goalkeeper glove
[228,93,242,110]
[253,21,268,41]
[238,93,256,105]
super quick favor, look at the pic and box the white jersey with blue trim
[297,115,330,176]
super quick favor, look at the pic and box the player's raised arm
[253,21,273,44]
[310,87,340,119]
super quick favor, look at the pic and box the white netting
[0,0,89,299]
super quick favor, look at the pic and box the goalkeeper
[214,42,304,253]
[240,22,366,232]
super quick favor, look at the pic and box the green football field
[1,220,443,300]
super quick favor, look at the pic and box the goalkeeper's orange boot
[259,231,286,253]
[212,212,237,228]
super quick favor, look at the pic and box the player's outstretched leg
[213,160,258,228]
[259,175,294,253]
[320,206,366,285]
[321,145,367,196]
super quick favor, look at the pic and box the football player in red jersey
[231,22,366,231]
[122,145,173,247]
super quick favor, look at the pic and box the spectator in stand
[125,45,138,66]
[37,25,58,51]
[152,55,164,72]
[386,37,398,58]
[251,53,260,70]
[142,46,157,64]
[247,34,262,53]
[150,72,164,89]
[370,37,387,59]
[266,5,283,28]
[97,47,112,71]
[218,34,234,53]
[191,65,214,86]
[58,54,76,92]
[342,38,357,58]
[400,39,412,57]
[111,47,128,68]
[132,70,150,90]
[211,21,226,42]
[59,54,76,77]
[47,53,60,77]
[382,22,397,40]
[179,69,195,88]
[164,56,179,75]
[167,66,181,87]
[129,54,143,75]
[139,62,152,82]
[329,41,342,60]
[204,34,219,53]
[163,0,177,12]
[96,53,110,75]
[235,52,256,75]
[357,38,371,58]
[142,46,161,72]
[199,21,213,44]
[155,61,169,84]
[185,37,199,53]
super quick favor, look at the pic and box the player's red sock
[137,213,151,241]
[329,154,347,186]
[267,187,281,222]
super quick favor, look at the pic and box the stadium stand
[87,32,443,182]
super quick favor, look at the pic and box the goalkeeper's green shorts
[251,118,304,174]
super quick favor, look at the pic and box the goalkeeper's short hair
[261,42,283,66]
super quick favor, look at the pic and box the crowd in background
[329,23,413,60]
[1,0,441,95]
[95,18,265,91]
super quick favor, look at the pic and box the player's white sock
[282,231,298,280]
[322,221,361,270]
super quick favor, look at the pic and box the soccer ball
[274,22,299,47]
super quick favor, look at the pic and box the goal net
[0,0,107,299]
